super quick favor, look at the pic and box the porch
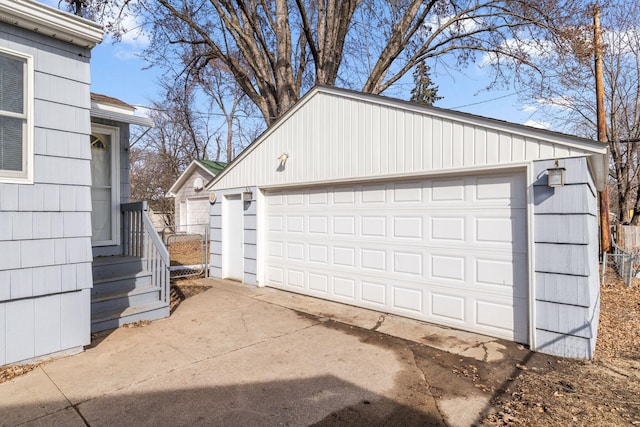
[91,202,170,332]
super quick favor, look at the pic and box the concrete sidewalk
[0,279,529,426]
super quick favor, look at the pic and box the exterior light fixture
[277,153,289,163]
[547,159,566,188]
[242,191,253,201]
[209,192,217,204]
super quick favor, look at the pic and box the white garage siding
[264,171,528,342]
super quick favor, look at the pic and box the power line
[448,92,517,110]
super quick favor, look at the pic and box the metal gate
[161,224,209,279]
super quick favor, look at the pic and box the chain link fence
[161,224,209,279]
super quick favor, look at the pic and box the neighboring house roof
[207,85,609,192]
[197,159,227,175]
[0,0,103,48]
[167,159,227,197]
[90,92,155,128]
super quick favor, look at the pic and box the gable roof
[208,85,608,191]
[0,0,103,48]
[167,159,227,197]
[197,159,227,175]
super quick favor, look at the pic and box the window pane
[0,53,24,114]
[0,116,23,171]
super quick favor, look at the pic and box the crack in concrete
[38,366,91,426]
[239,310,249,333]
[407,346,447,425]
[371,314,386,331]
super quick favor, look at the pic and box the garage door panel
[361,249,386,271]
[431,216,465,241]
[431,293,465,321]
[333,187,356,203]
[392,251,423,276]
[431,254,466,281]
[268,216,283,232]
[361,216,387,237]
[265,172,528,342]
[476,300,514,331]
[308,273,328,292]
[287,269,305,288]
[361,184,386,203]
[286,242,305,260]
[286,216,304,232]
[392,286,423,313]
[309,244,329,264]
[393,181,424,202]
[268,266,284,284]
[333,277,356,299]
[309,216,329,234]
[361,281,387,306]
[393,216,424,239]
[333,216,356,235]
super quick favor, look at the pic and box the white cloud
[536,96,574,110]
[521,104,538,113]
[524,119,550,129]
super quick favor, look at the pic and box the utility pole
[594,4,611,252]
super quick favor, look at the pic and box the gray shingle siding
[533,157,600,358]
[208,187,257,285]
[0,23,93,365]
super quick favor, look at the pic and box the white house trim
[0,0,103,48]
[90,123,120,247]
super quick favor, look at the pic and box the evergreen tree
[410,61,442,106]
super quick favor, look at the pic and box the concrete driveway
[0,279,532,426]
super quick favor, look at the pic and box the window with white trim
[0,47,32,183]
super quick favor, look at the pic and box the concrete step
[91,301,170,333]
[92,256,145,281]
[91,285,162,315]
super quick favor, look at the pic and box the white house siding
[533,157,600,358]
[212,89,603,191]
[174,167,214,228]
[0,24,93,365]
[91,118,131,257]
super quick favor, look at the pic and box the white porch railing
[122,201,170,304]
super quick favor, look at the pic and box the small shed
[168,159,226,230]
[206,86,608,359]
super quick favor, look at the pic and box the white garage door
[265,172,528,343]
[184,197,210,231]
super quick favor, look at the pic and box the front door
[90,124,119,246]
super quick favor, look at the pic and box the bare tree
[129,78,220,217]
[75,0,585,125]
[513,0,640,224]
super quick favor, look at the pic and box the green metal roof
[196,159,227,175]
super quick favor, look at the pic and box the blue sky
[38,0,546,130]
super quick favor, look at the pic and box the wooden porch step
[92,271,152,295]
[93,255,145,281]
[91,301,170,333]
[91,284,162,315]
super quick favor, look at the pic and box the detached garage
[207,86,608,359]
